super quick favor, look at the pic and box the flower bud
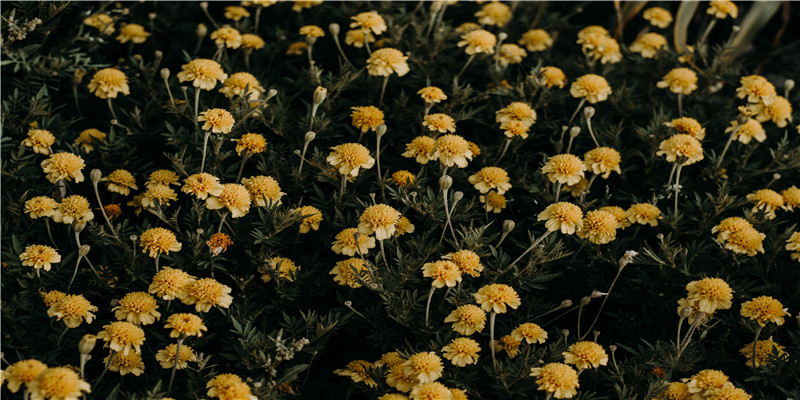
[313,86,327,106]
[502,219,515,233]
[560,299,573,308]
[196,23,208,38]
[73,69,86,85]
[376,124,387,137]
[90,169,102,183]
[304,131,316,143]
[344,300,353,307]
[569,126,581,138]
[618,250,638,269]
[79,334,97,355]
[266,88,278,101]
[583,106,595,120]
[199,1,208,9]
[580,296,592,305]
[785,79,795,95]
[498,32,508,42]
[78,245,91,257]
[430,1,443,13]
[678,306,693,318]
[562,329,569,337]
[453,191,464,202]
[148,12,157,20]
[160,68,170,81]
[154,50,163,60]
[72,221,86,233]
[609,344,617,352]
[329,23,340,35]
[132,54,143,62]
[130,235,138,242]
[439,175,453,191]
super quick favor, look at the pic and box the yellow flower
[299,25,325,38]
[685,278,733,314]
[164,312,208,339]
[334,360,377,387]
[351,11,386,35]
[657,68,698,95]
[423,113,456,134]
[206,183,251,218]
[377,352,406,368]
[643,7,673,28]
[577,25,609,42]
[395,216,415,236]
[403,352,443,383]
[600,206,631,229]
[434,134,473,168]
[450,388,468,400]
[519,29,553,51]
[456,22,481,34]
[149,267,196,302]
[28,367,91,400]
[666,117,706,140]
[444,304,486,335]
[332,228,375,256]
[104,204,122,219]
[359,204,400,240]
[140,227,182,258]
[563,341,608,370]
[330,258,370,288]
[402,136,437,164]
[241,0,277,7]
[570,74,612,104]
[182,173,224,200]
[390,170,415,187]
[206,374,257,400]
[52,195,94,225]
[41,290,66,307]
[542,154,586,186]
[747,95,793,128]
[538,202,584,234]
[233,132,267,155]
[577,209,619,244]
[211,26,242,49]
[47,294,97,328]
[327,143,375,177]
[497,43,527,66]
[207,232,233,256]
[241,33,265,49]
[422,260,462,288]
[683,369,729,397]
[261,256,300,282]
[74,128,106,153]
[496,102,535,127]
[417,86,447,103]
[582,34,622,64]
[458,29,497,55]
[747,189,784,220]
[630,32,667,58]
[5,359,48,393]
[443,250,483,278]
[474,283,520,314]
[657,134,704,165]
[725,226,766,256]
[41,152,85,183]
[726,118,765,144]
[224,6,251,20]
[87,68,130,99]
[380,394,410,400]
[655,382,690,400]
[494,334,522,358]
[386,363,415,392]
[783,186,800,211]
[481,191,508,214]
[177,59,228,90]
[707,1,738,19]
[788,232,800,262]
[740,337,787,367]
[113,292,160,325]
[736,75,776,105]
[500,120,530,139]
[367,48,410,77]
[409,382,450,400]
[220,73,265,101]
[539,66,567,89]
[351,105,385,133]
[286,41,308,55]
[468,167,511,194]
[84,13,114,34]
[583,147,621,179]
[626,203,662,227]
[156,344,197,369]
[116,23,149,44]
[20,244,60,271]
[184,278,233,312]
[242,175,285,207]
[96,321,145,355]
[705,384,751,400]
[147,169,180,187]
[530,362,580,399]
[25,196,58,218]
[198,108,235,133]
[442,337,481,367]
[293,205,323,233]
[475,1,511,27]
[22,129,55,154]
[711,216,752,243]
[740,296,790,327]
[511,322,548,344]
[344,29,375,48]
[293,0,323,11]
[106,351,145,376]
[141,184,178,209]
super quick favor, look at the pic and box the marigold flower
[96,321,145,355]
[220,73,265,101]
[113,292,160,326]
[146,169,179,187]
[657,68,698,95]
[149,267,196,302]
[655,382,690,400]
[685,278,733,314]
[409,382,451,400]
[206,374,257,400]
[206,183,251,217]
[84,12,114,34]
[87,68,130,99]
[630,32,667,58]
[386,363,415,393]
[468,167,512,194]
[332,228,376,256]
[351,106,385,133]
[788,232,800,261]
[211,26,242,49]
[500,120,530,139]
[232,132,267,155]
[458,29,497,55]
[184,278,233,312]
[106,351,144,376]
[417,86,447,103]
[740,337,787,367]
[577,25,609,42]
[330,258,370,288]
[725,226,766,256]
[182,173,224,200]
[345,29,375,48]
[541,154,585,186]
[456,22,481,34]
[577,209,619,244]
[224,5,251,20]
[475,1,511,27]
[683,369,729,397]
[434,134,473,168]
[530,362,580,399]
[707,1,738,19]
[737,75,776,105]
[28,367,91,400]
[711,216,753,243]
[747,95,793,128]
[156,344,197,369]
[22,129,55,154]
[52,195,94,225]
[242,0,277,6]
[403,352,443,384]
[444,304,486,335]
[626,203,662,227]
[20,244,60,271]
[351,11,387,35]
[442,250,483,278]
[198,108,235,133]
[422,113,456,134]
[747,189,784,220]
[726,118,765,144]
[519,29,553,51]
[583,147,621,179]
[379,394,409,400]
[537,202,583,234]
[261,256,300,282]
[293,205,323,233]
[73,128,106,153]
[42,290,66,307]
[474,284,520,314]
[657,134,704,165]
[299,25,324,38]
[643,7,673,28]
[286,41,308,55]
[539,66,567,89]
[116,23,149,44]
[389,170,415,187]
[495,334,522,358]
[582,34,622,64]
[367,48,410,77]
[165,313,208,338]
[496,102,535,127]
[203,232,231,256]
[497,43,527,66]
[740,296,790,327]
[570,74,612,104]
[402,136,437,164]
[334,360,377,387]
[782,186,800,211]
[563,341,608,370]
[395,216,415,236]
[177,59,228,90]
[25,196,58,218]
[242,175,285,207]
[442,337,481,367]
[46,294,97,328]
[141,184,178,209]
[666,117,706,140]
[511,322,548,344]
[422,260,462,288]
[241,33,265,49]
[600,206,631,229]
[327,143,375,177]
[41,152,85,183]
[5,359,48,393]
[359,204,400,240]
[140,227,182,258]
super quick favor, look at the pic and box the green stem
[200,130,211,173]
[502,230,553,275]
[167,337,185,394]
[424,286,436,327]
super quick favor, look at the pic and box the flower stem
[751,326,763,368]
[92,179,118,240]
[699,19,718,48]
[716,125,740,170]
[566,99,586,132]
[45,219,56,248]
[585,115,600,147]
[456,54,476,80]
[94,350,117,386]
[439,189,458,245]
[254,7,262,33]
[580,265,625,340]
[579,175,598,204]
[167,337,185,395]
[379,76,389,106]
[502,230,553,275]
[217,212,228,234]
[677,94,684,116]
[56,325,70,345]
[107,98,118,121]
[67,253,84,292]
[331,31,354,68]
[496,139,511,164]
[236,153,251,183]
[155,253,161,273]
[424,286,436,327]
[554,182,563,202]
[200,130,211,173]
[673,162,684,221]
[489,311,498,372]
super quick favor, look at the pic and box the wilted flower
[334,360,377,387]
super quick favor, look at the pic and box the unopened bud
[619,250,638,269]
[732,25,741,33]
[376,124,387,137]
[196,229,204,235]
[498,32,508,42]
[560,299,573,308]
[430,1,443,13]
[562,329,569,337]
[78,245,91,257]
[679,306,693,318]
[344,300,352,307]
[266,88,278,101]
[154,50,163,60]
[580,296,592,305]
[79,334,97,355]
[304,131,316,143]
[132,54,143,61]
[609,344,617,352]
[313,86,327,106]
[502,219,515,233]
[772,173,781,181]
[329,23,340,35]
[160,68,170,81]
[453,191,464,202]
[656,233,664,240]
[90,169,102,183]
[569,126,581,138]
[196,23,208,38]
[439,175,453,191]
[583,106,595,120]
[148,12,157,20]
[129,235,138,242]
[199,1,208,9]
